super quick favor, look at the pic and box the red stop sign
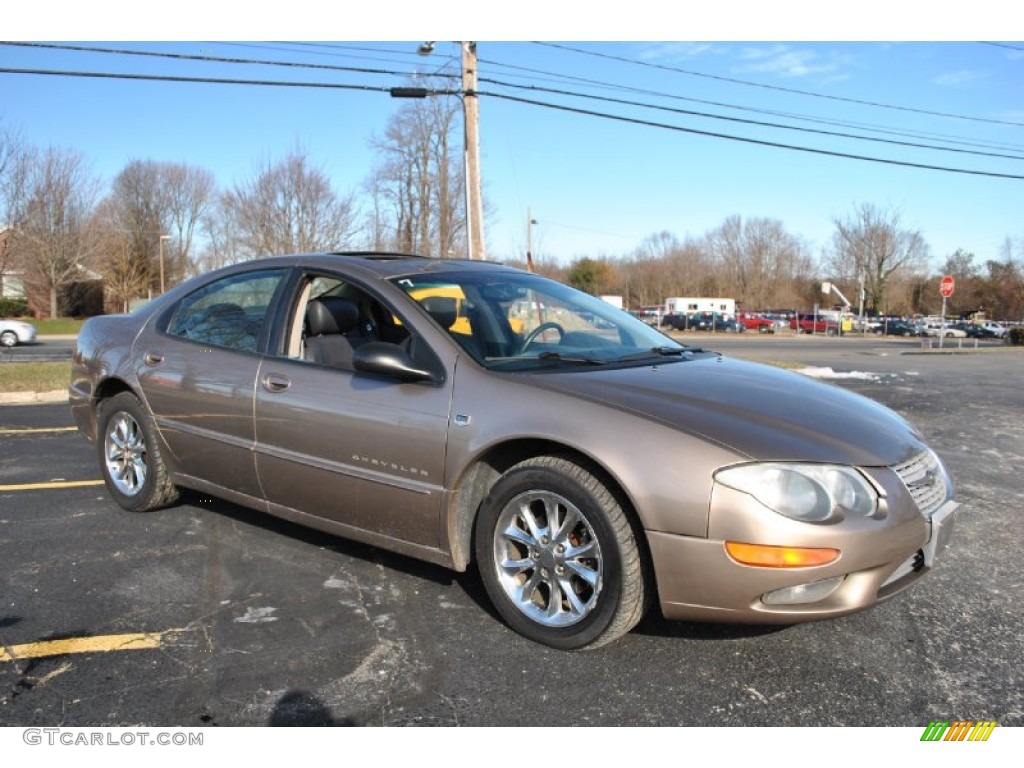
[940,275,955,298]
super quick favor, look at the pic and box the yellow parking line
[0,479,104,491]
[0,426,78,434]
[1,632,165,662]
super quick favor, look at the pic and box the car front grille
[892,450,949,519]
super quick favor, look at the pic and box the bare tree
[827,203,930,313]
[8,146,101,317]
[100,159,216,297]
[163,162,215,279]
[368,88,465,257]
[979,240,1024,320]
[92,198,148,313]
[706,216,814,309]
[193,203,247,275]
[105,160,168,297]
[0,124,29,290]
[221,148,360,259]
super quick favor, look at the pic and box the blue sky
[3,4,1023,271]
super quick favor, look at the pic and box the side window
[166,269,286,353]
[279,274,411,366]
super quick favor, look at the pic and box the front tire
[475,456,649,650]
[0,331,17,347]
[97,392,179,512]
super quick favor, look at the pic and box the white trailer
[664,297,736,316]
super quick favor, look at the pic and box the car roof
[273,252,527,282]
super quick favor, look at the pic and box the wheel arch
[94,375,136,403]
[74,376,137,441]
[445,438,652,581]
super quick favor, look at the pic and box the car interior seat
[304,297,364,368]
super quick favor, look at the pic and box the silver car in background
[0,318,37,347]
[70,253,958,649]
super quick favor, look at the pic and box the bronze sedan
[70,253,958,649]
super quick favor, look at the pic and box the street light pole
[159,235,171,294]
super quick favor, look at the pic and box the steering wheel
[518,322,566,353]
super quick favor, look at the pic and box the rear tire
[475,455,649,650]
[97,391,179,512]
[0,331,17,347]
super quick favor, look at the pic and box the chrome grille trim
[892,450,948,519]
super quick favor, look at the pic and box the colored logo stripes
[921,721,997,742]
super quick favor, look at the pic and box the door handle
[144,351,164,365]
[262,373,291,393]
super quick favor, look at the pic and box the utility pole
[158,234,171,294]
[857,273,866,335]
[405,42,485,260]
[526,207,537,272]
[461,42,485,261]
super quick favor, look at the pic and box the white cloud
[734,45,845,78]
[638,42,724,62]
[932,69,986,87]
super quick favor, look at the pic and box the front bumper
[650,498,958,623]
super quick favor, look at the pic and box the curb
[0,390,68,406]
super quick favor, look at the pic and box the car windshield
[393,270,692,371]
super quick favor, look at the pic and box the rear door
[135,267,288,498]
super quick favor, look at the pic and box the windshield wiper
[536,351,610,365]
[608,346,693,363]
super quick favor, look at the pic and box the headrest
[202,303,247,323]
[306,297,359,336]
[420,296,458,330]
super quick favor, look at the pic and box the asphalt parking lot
[1,337,1022,727]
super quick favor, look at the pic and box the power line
[0,66,461,96]
[481,76,1024,162]
[480,53,1024,155]
[979,41,1024,53]
[9,40,1017,157]
[477,53,1024,155]
[3,61,1019,179]
[0,41,453,81]
[483,91,1024,181]
[534,42,1024,129]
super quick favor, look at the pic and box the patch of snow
[798,366,881,381]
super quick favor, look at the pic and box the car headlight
[715,463,880,522]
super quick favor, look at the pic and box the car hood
[522,355,924,467]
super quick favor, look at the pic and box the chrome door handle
[262,373,291,392]
[144,351,164,365]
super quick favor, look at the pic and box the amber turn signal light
[725,541,840,568]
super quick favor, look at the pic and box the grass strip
[0,361,70,393]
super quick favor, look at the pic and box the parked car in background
[791,313,839,335]
[952,322,994,339]
[689,311,745,332]
[737,311,780,333]
[661,312,690,331]
[69,252,959,650]
[923,323,966,339]
[0,318,37,347]
[633,306,663,326]
[978,321,1008,338]
[874,320,922,337]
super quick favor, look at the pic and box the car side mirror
[353,341,439,383]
